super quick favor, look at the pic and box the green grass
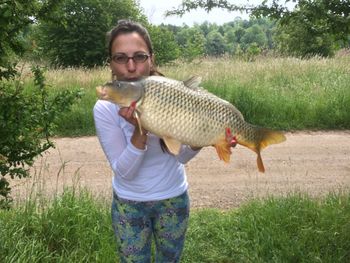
[184,193,350,262]
[20,55,350,137]
[1,189,349,262]
[0,189,117,262]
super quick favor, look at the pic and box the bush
[0,66,82,208]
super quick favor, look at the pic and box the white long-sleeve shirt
[93,100,200,201]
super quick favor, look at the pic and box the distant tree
[224,27,237,54]
[252,18,276,49]
[36,0,146,67]
[148,25,180,65]
[176,27,206,61]
[206,30,226,56]
[246,42,262,61]
[240,24,267,51]
[199,21,211,37]
[234,27,246,43]
[224,27,236,44]
[166,0,350,57]
[160,24,183,36]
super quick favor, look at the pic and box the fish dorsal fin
[183,76,222,100]
[163,136,182,155]
[183,76,202,90]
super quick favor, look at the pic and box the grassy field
[0,188,349,262]
[21,54,350,136]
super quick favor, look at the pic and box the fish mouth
[96,86,108,99]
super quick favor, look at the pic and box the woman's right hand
[119,104,148,150]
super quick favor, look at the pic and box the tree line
[2,0,350,71]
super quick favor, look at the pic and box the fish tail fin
[238,125,286,173]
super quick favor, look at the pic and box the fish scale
[96,75,286,172]
[142,80,229,145]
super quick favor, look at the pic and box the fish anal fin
[213,137,232,163]
[163,136,182,155]
[132,109,143,135]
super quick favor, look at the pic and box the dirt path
[11,131,350,209]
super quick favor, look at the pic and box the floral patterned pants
[111,191,190,263]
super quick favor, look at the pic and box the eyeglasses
[111,53,150,64]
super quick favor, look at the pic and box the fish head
[96,80,144,107]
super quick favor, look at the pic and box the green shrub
[0,66,82,208]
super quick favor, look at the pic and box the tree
[240,24,267,51]
[0,66,81,209]
[0,0,62,79]
[223,27,237,54]
[176,27,206,61]
[206,30,226,56]
[166,0,350,57]
[148,25,180,65]
[36,0,146,67]
[273,16,336,57]
[0,1,81,208]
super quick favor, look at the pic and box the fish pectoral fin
[133,111,143,135]
[213,137,232,163]
[163,136,182,155]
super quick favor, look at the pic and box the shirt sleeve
[93,100,146,180]
[176,145,201,164]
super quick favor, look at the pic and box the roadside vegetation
[18,54,350,137]
[1,188,349,262]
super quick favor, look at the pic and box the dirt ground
[11,131,350,209]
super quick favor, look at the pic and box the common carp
[96,75,286,172]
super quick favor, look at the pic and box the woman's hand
[226,128,237,147]
[119,103,148,150]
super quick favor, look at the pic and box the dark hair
[107,19,163,76]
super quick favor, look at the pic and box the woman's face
[110,32,153,81]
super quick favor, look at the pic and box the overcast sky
[138,0,257,26]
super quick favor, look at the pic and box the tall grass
[184,192,350,262]
[0,189,117,262]
[162,55,350,130]
[1,188,349,262]
[22,55,350,136]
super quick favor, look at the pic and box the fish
[96,75,286,172]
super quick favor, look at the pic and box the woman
[93,19,201,262]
